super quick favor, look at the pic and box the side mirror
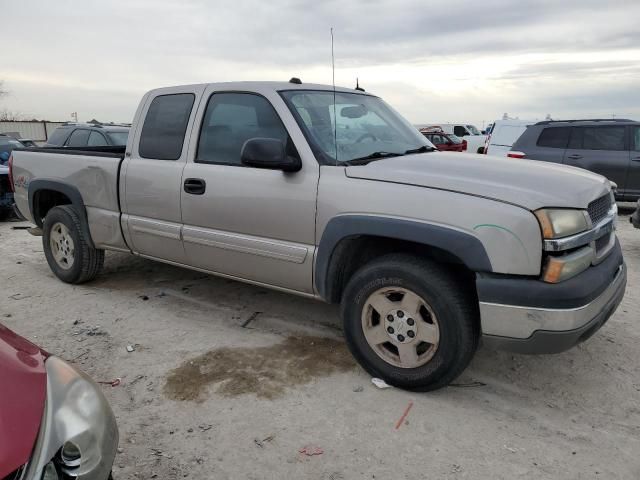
[240,138,301,172]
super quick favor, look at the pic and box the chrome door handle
[567,154,583,160]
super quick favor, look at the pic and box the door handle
[567,154,583,160]
[183,178,206,195]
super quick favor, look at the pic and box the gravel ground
[1,206,639,480]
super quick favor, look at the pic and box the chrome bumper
[480,262,626,354]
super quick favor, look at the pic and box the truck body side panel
[12,149,127,250]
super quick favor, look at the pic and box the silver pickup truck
[10,81,626,391]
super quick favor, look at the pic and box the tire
[42,205,104,284]
[340,254,479,391]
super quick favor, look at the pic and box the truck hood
[345,152,610,210]
[0,324,48,478]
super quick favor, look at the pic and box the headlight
[534,208,589,239]
[542,245,594,283]
[22,357,118,480]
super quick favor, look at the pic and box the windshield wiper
[344,151,404,165]
[404,145,437,154]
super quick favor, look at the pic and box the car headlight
[22,356,118,480]
[534,208,589,239]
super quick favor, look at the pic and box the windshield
[466,124,481,135]
[106,131,129,146]
[448,134,463,144]
[280,90,434,164]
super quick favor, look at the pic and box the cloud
[1,0,639,124]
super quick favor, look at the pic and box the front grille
[587,194,612,225]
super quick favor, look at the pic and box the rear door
[180,88,319,293]
[563,126,629,194]
[627,125,640,200]
[121,87,203,263]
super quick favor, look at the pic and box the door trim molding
[182,226,308,264]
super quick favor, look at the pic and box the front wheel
[42,205,104,284]
[340,254,479,391]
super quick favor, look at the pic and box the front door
[180,89,319,293]
[121,88,202,263]
[563,125,630,195]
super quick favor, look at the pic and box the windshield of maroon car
[280,90,433,164]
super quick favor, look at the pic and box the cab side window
[88,131,108,146]
[66,129,91,147]
[569,126,626,151]
[632,126,640,151]
[196,93,291,166]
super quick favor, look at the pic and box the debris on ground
[371,378,392,389]
[139,295,149,301]
[450,381,487,388]
[352,385,364,392]
[503,445,518,453]
[394,401,414,430]
[98,377,121,387]
[254,435,275,448]
[298,445,323,456]
[126,345,135,353]
[150,448,172,459]
[198,424,213,432]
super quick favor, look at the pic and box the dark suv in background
[44,123,130,148]
[511,119,640,201]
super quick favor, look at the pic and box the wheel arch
[315,215,492,303]
[28,179,95,249]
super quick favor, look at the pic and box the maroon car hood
[0,324,47,478]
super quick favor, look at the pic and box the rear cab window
[139,93,195,160]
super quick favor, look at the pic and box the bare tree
[0,81,22,120]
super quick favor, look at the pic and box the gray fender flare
[315,215,493,301]
[28,179,96,249]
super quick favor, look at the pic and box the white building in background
[0,121,66,143]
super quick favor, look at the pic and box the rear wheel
[341,254,479,391]
[43,205,104,284]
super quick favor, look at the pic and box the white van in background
[484,119,534,157]
[418,123,487,154]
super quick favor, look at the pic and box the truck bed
[11,146,128,250]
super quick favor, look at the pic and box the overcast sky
[2,0,640,127]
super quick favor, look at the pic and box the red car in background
[0,323,117,480]
[419,128,467,152]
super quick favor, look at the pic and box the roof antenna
[355,78,365,92]
[331,27,338,164]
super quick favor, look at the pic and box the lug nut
[387,315,394,322]
[397,334,405,342]
[387,327,394,334]
[397,311,404,318]
[407,318,414,326]
[407,330,415,338]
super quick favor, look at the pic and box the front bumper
[477,240,626,354]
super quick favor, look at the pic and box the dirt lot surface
[1,207,639,480]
